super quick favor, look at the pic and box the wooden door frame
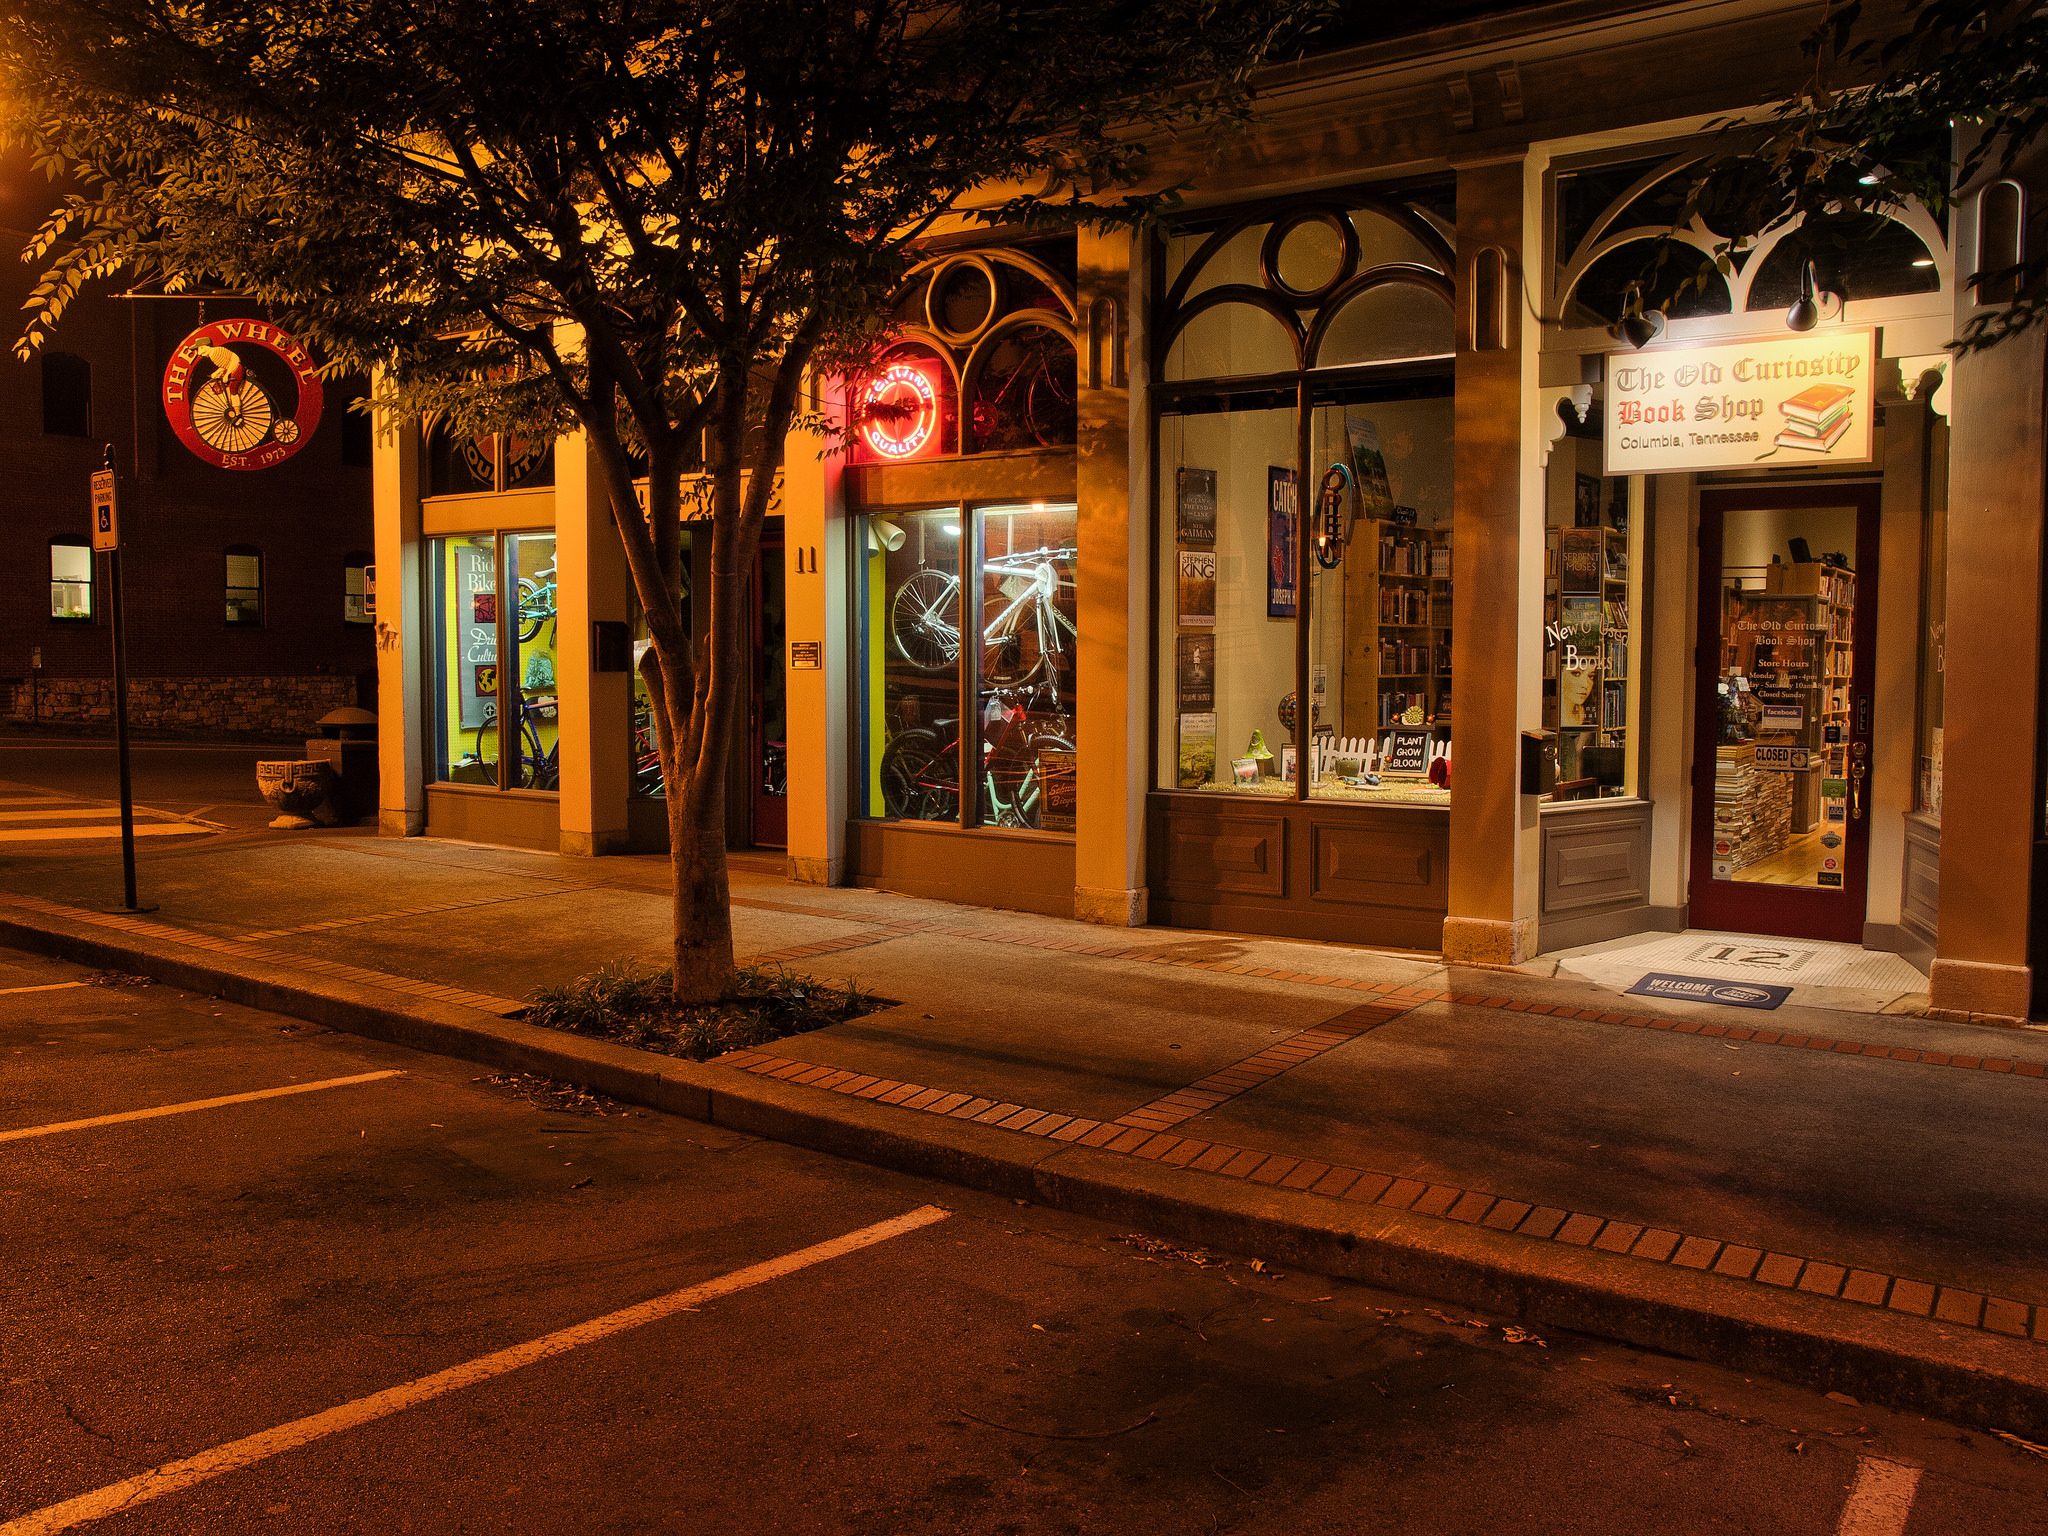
[1688,481,1882,943]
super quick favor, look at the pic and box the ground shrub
[524,960,881,1061]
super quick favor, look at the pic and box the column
[1930,171,2047,1019]
[1074,226,1147,926]
[372,410,423,836]
[784,389,848,885]
[556,430,633,856]
[1442,157,1546,964]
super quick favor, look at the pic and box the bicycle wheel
[880,728,958,822]
[985,728,1072,829]
[891,569,961,671]
[981,565,1056,688]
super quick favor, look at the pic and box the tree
[2,0,1330,1001]
[1655,0,2047,351]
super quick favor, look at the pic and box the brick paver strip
[1411,1185,1462,1218]
[1798,1262,1847,1298]
[1482,1200,1532,1232]
[1671,1237,1721,1270]
[1983,1298,2032,1337]
[1889,1279,1937,1316]
[1377,1178,1428,1210]
[1593,1222,1642,1255]
[1841,1270,1891,1307]
[1556,1214,1604,1247]
[1935,1289,1985,1326]
[1518,1207,1569,1241]
[1755,1254,1804,1288]
[1631,1229,1682,1263]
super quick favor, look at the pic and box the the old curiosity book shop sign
[1604,328,1876,477]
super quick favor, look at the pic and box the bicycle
[890,546,1078,707]
[879,687,1073,829]
[471,695,560,790]
[518,565,558,645]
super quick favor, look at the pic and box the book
[1178,713,1217,788]
[1175,468,1216,546]
[1177,550,1215,628]
[1774,417,1853,453]
[1346,416,1395,522]
[1559,528,1602,592]
[1781,383,1854,429]
[1175,632,1215,711]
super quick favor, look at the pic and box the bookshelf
[1347,525,1452,737]
[1721,559,1855,832]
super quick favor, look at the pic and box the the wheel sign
[163,320,324,470]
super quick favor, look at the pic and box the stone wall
[5,676,358,737]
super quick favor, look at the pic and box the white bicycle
[890,546,1078,704]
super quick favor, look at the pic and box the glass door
[1689,484,1880,942]
[751,527,788,848]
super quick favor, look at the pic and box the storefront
[372,0,2045,1023]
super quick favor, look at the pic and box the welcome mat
[1626,972,1793,1010]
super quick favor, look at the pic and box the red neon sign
[858,361,940,460]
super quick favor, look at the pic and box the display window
[1541,446,1646,799]
[857,501,1078,832]
[429,530,559,790]
[1917,416,1948,821]
[49,539,92,620]
[1152,184,1457,806]
[423,426,556,496]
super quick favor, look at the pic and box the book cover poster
[1346,415,1396,522]
[1559,528,1602,593]
[1177,712,1217,788]
[1558,665,1599,728]
[1036,749,1077,832]
[1175,468,1217,546]
[1267,466,1297,618]
[1177,550,1216,628]
[1176,632,1215,711]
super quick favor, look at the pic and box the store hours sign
[1605,328,1874,477]
[162,320,325,470]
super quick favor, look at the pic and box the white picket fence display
[1311,734,1452,779]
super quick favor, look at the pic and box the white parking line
[0,1071,406,1143]
[0,823,210,842]
[0,982,87,996]
[0,808,122,821]
[0,1204,951,1535]
[1836,1456,1923,1536]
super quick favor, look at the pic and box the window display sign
[856,359,941,460]
[1266,466,1297,618]
[1605,328,1874,476]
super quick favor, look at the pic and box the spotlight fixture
[1784,261,1840,332]
[1606,282,1665,350]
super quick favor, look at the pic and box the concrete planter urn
[256,760,338,829]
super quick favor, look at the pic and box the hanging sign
[162,319,325,470]
[1605,328,1874,476]
[856,360,940,460]
[90,468,119,551]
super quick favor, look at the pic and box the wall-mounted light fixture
[1785,261,1842,331]
[1607,282,1665,349]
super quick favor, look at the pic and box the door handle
[1850,761,1866,820]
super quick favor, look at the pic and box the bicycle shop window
[422,426,556,495]
[856,500,1078,832]
[427,530,560,791]
[225,546,263,625]
[50,539,92,620]
[1153,184,1459,805]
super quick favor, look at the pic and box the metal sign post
[92,450,151,914]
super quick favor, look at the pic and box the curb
[5,905,2045,1436]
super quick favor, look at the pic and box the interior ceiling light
[1607,281,1666,350]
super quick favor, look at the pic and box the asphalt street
[3,946,2046,1534]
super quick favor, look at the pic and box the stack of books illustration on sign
[1776,384,1855,455]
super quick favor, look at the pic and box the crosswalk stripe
[0,824,210,843]
[0,809,122,822]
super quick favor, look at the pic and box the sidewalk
[6,811,2047,1431]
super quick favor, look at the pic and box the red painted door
[1688,484,1881,942]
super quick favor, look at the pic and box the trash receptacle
[306,705,379,824]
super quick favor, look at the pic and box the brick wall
[5,675,357,737]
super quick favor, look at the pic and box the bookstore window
[856,501,1077,833]
[49,539,92,620]
[344,553,374,625]
[1154,185,1458,804]
[225,546,263,626]
[1540,439,1645,798]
